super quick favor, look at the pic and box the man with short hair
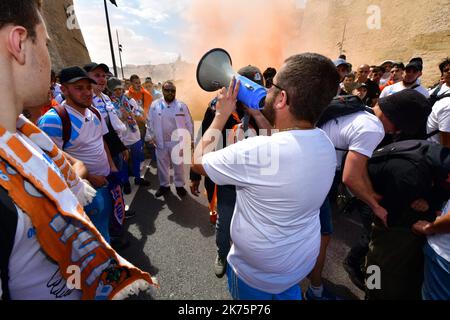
[192,53,340,300]
[370,66,384,86]
[380,60,430,98]
[146,81,193,198]
[0,0,154,300]
[355,64,381,107]
[127,75,153,118]
[380,62,404,91]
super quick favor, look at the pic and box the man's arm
[413,212,450,235]
[192,80,240,176]
[440,131,450,148]
[342,150,388,226]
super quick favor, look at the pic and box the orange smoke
[174,0,303,120]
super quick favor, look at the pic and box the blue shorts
[422,242,450,300]
[319,196,333,235]
[227,265,302,300]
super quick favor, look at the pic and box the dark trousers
[216,185,236,259]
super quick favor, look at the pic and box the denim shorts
[227,265,302,300]
[319,196,333,235]
[422,242,450,300]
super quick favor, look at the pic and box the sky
[73,0,308,67]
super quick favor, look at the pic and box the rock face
[299,0,450,86]
[42,0,91,72]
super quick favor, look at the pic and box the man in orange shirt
[126,74,153,159]
[127,74,153,118]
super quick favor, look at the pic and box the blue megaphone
[196,48,267,110]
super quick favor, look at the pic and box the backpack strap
[0,186,18,301]
[426,129,440,139]
[51,104,71,148]
[87,106,102,122]
[410,84,421,90]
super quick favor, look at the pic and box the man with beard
[380,59,430,98]
[146,81,193,198]
[38,67,114,242]
[192,53,340,300]
[355,64,381,107]
[190,66,271,278]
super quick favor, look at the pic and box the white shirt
[203,129,337,294]
[427,97,450,144]
[428,200,450,263]
[429,83,450,96]
[380,80,430,99]
[8,206,82,300]
[320,111,385,170]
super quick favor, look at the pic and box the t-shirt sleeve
[202,140,250,187]
[37,110,64,149]
[347,118,385,158]
[436,101,450,133]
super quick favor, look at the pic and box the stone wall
[298,0,450,86]
[42,0,91,72]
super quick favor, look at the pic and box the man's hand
[372,204,388,228]
[190,180,201,197]
[412,220,434,236]
[122,149,130,162]
[215,78,240,120]
[87,174,108,188]
[411,199,430,212]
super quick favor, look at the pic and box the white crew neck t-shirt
[427,97,450,144]
[202,129,336,294]
[320,111,385,170]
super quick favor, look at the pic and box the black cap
[83,62,110,73]
[406,60,423,72]
[59,66,97,85]
[238,65,264,86]
[378,89,431,134]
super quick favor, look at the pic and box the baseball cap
[59,66,97,85]
[378,89,431,134]
[83,62,110,73]
[107,77,124,92]
[238,65,264,86]
[334,58,352,69]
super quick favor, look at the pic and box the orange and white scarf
[0,115,157,300]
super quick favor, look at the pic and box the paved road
[117,161,365,300]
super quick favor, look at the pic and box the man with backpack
[427,58,450,148]
[307,89,432,299]
[365,140,450,300]
[38,67,115,242]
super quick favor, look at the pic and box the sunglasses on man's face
[163,88,176,93]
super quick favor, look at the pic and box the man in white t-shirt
[38,67,114,242]
[307,97,385,300]
[380,60,430,99]
[427,58,450,148]
[192,53,340,300]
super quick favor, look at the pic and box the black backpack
[317,95,374,128]
[429,84,450,107]
[317,95,375,152]
[371,140,432,164]
[0,186,18,301]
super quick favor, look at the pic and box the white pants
[156,142,185,188]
